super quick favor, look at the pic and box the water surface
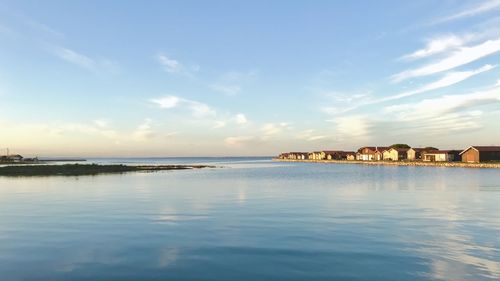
[0,158,499,280]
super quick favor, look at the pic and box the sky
[1,0,500,157]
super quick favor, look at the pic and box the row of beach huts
[277,145,500,163]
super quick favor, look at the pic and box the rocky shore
[274,159,500,169]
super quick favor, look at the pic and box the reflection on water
[0,158,499,281]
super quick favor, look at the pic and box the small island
[0,164,216,177]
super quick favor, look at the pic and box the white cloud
[33,120,119,140]
[133,118,155,141]
[157,54,181,73]
[212,121,226,129]
[26,19,64,37]
[132,118,177,141]
[151,96,180,109]
[435,0,500,24]
[296,129,327,141]
[209,84,241,96]
[224,136,256,146]
[307,135,327,141]
[392,38,500,82]
[261,122,291,136]
[55,47,95,70]
[385,65,495,102]
[151,95,216,118]
[157,53,199,76]
[401,35,467,60]
[234,114,248,125]
[331,116,371,138]
[189,102,215,118]
[212,113,248,129]
[52,46,117,73]
[210,70,257,95]
[384,83,500,131]
[325,65,495,115]
[322,90,371,103]
[93,119,109,128]
[220,70,258,81]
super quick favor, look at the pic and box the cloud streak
[384,83,500,131]
[151,95,216,118]
[434,0,500,24]
[401,35,467,60]
[157,53,199,76]
[323,65,494,115]
[386,65,495,101]
[392,38,500,82]
[52,46,117,73]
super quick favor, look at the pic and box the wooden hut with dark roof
[460,146,500,163]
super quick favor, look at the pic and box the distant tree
[423,147,438,151]
[390,144,410,149]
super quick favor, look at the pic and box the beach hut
[383,148,409,161]
[460,146,500,163]
[357,147,376,161]
[374,147,389,161]
[407,148,426,160]
[344,152,356,161]
[422,150,461,162]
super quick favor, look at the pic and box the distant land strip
[274,159,500,169]
[0,164,216,177]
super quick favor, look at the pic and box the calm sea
[0,157,499,281]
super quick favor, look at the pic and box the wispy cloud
[55,47,95,69]
[384,83,500,131]
[433,0,500,24]
[330,116,372,139]
[132,118,176,141]
[151,95,216,118]
[212,121,226,129]
[157,53,199,76]
[133,118,156,141]
[234,113,248,125]
[157,54,181,73]
[323,65,494,115]
[93,119,110,128]
[209,84,241,96]
[383,65,495,102]
[210,70,257,95]
[401,35,468,60]
[322,90,371,103]
[38,120,118,139]
[392,38,500,82]
[212,113,248,129]
[224,136,257,146]
[261,122,291,136]
[296,129,327,141]
[25,19,64,37]
[52,46,117,73]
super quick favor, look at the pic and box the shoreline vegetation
[274,158,500,169]
[0,164,216,177]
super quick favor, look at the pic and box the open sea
[0,157,499,280]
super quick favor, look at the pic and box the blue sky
[1,0,500,156]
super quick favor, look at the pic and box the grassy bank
[274,159,500,169]
[0,164,216,177]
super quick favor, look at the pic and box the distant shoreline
[274,159,500,169]
[0,164,217,177]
